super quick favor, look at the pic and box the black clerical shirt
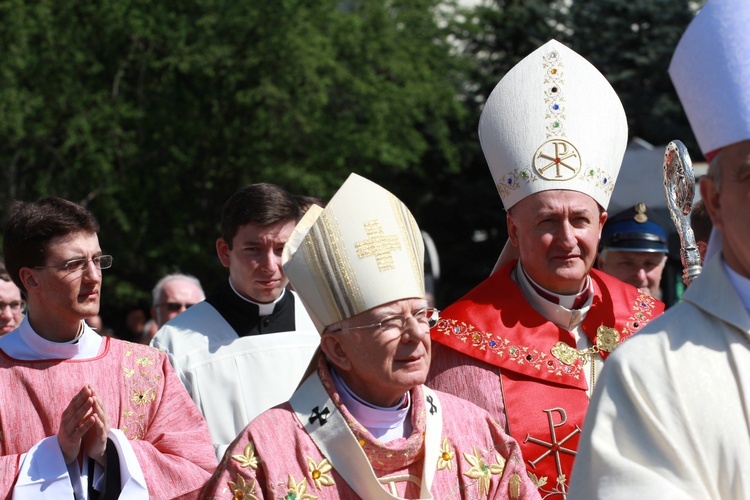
[205,281,296,337]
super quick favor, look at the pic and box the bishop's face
[321,298,431,408]
[508,190,607,295]
[702,139,750,279]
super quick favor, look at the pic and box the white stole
[290,373,442,499]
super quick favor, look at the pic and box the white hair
[151,273,205,306]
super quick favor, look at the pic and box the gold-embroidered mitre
[479,39,627,210]
[282,174,425,333]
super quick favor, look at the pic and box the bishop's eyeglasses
[34,255,113,273]
[329,307,440,333]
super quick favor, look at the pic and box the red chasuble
[428,261,664,498]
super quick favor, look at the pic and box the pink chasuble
[0,337,216,499]
[203,360,540,499]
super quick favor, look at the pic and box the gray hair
[151,273,205,306]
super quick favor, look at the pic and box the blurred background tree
[0,0,702,334]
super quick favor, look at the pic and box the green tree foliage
[567,0,703,152]
[0,0,706,322]
[423,0,564,303]
[0,0,465,329]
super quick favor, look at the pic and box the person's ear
[598,210,608,237]
[507,213,520,248]
[216,238,231,268]
[18,268,39,293]
[701,177,722,230]
[320,333,353,372]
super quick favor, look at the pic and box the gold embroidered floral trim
[437,292,659,380]
[228,475,259,500]
[437,437,455,471]
[509,473,523,499]
[529,471,570,498]
[435,318,583,380]
[120,343,162,440]
[319,361,425,469]
[624,294,659,338]
[285,474,317,500]
[232,442,259,469]
[463,447,506,497]
[306,457,335,489]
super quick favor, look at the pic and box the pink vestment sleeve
[129,353,217,498]
[0,456,22,498]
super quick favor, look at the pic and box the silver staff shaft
[663,140,702,286]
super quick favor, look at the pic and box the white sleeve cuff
[14,435,78,499]
[107,428,149,498]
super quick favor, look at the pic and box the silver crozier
[663,140,702,286]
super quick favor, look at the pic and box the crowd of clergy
[0,0,748,498]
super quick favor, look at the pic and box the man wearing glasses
[0,197,215,498]
[0,261,24,335]
[151,273,205,329]
[203,174,539,499]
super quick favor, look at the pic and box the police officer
[598,203,668,299]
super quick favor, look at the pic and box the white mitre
[669,0,750,160]
[282,173,425,333]
[479,39,628,210]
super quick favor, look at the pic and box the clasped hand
[57,385,111,466]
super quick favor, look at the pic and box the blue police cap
[600,203,668,253]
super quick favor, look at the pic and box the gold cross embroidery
[355,220,401,271]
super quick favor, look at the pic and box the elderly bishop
[203,174,540,499]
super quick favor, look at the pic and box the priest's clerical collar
[519,262,592,310]
[330,366,411,442]
[1,318,102,361]
[228,277,286,316]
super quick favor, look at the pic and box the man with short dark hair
[152,183,318,459]
[0,197,215,498]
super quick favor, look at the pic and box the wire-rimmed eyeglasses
[330,307,440,333]
[34,255,113,273]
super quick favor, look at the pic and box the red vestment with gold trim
[427,261,664,498]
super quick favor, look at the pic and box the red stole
[431,261,664,496]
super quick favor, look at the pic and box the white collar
[330,366,411,442]
[0,316,103,361]
[723,259,750,315]
[228,278,285,316]
[515,262,592,330]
